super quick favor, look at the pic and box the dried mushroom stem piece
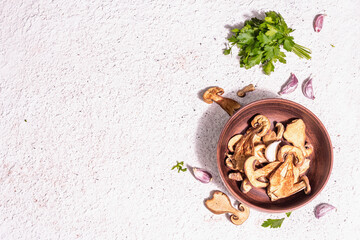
[262,130,277,145]
[205,191,250,225]
[203,87,241,116]
[293,158,311,183]
[225,156,236,170]
[277,145,305,167]
[251,115,271,137]
[241,176,267,193]
[275,123,285,139]
[304,143,314,157]
[228,134,243,152]
[241,178,252,193]
[237,84,255,97]
[253,144,267,161]
[299,158,311,176]
[282,175,311,198]
[263,123,284,145]
[228,172,243,181]
[244,156,282,188]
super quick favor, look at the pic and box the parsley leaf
[265,24,278,37]
[263,61,274,75]
[171,161,187,173]
[224,11,311,75]
[286,212,292,217]
[223,48,231,55]
[262,218,285,228]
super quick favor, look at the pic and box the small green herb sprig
[171,161,187,173]
[262,211,292,228]
[224,11,311,75]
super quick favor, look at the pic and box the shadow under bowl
[217,98,333,213]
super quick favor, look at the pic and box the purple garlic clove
[315,203,336,219]
[302,77,315,100]
[193,168,212,183]
[314,14,326,32]
[279,73,299,95]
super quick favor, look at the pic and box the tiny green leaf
[228,35,238,43]
[286,212,292,217]
[223,48,231,55]
[171,161,187,173]
[231,28,240,33]
[262,218,285,228]
[330,44,335,48]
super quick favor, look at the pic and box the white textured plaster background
[1,0,360,239]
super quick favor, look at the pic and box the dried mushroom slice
[203,87,241,116]
[304,143,314,157]
[205,191,250,225]
[262,130,277,145]
[277,145,305,167]
[267,155,296,201]
[227,134,243,153]
[244,156,281,188]
[251,115,271,137]
[228,172,243,181]
[231,115,271,172]
[283,119,307,155]
[225,156,236,170]
[253,144,267,161]
[241,178,252,193]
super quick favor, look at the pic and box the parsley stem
[292,44,311,60]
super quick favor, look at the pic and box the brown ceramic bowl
[217,98,333,213]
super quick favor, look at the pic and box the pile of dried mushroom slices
[225,115,314,201]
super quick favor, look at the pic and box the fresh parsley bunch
[224,11,311,75]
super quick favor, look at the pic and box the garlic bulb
[265,141,281,162]
[315,203,336,219]
[193,168,212,183]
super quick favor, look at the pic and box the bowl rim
[217,98,333,213]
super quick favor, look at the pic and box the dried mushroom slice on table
[237,84,255,97]
[202,87,241,116]
[205,191,250,225]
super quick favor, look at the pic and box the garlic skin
[315,203,336,219]
[193,168,212,183]
[314,14,326,32]
[302,77,315,100]
[265,141,281,162]
[279,73,298,95]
